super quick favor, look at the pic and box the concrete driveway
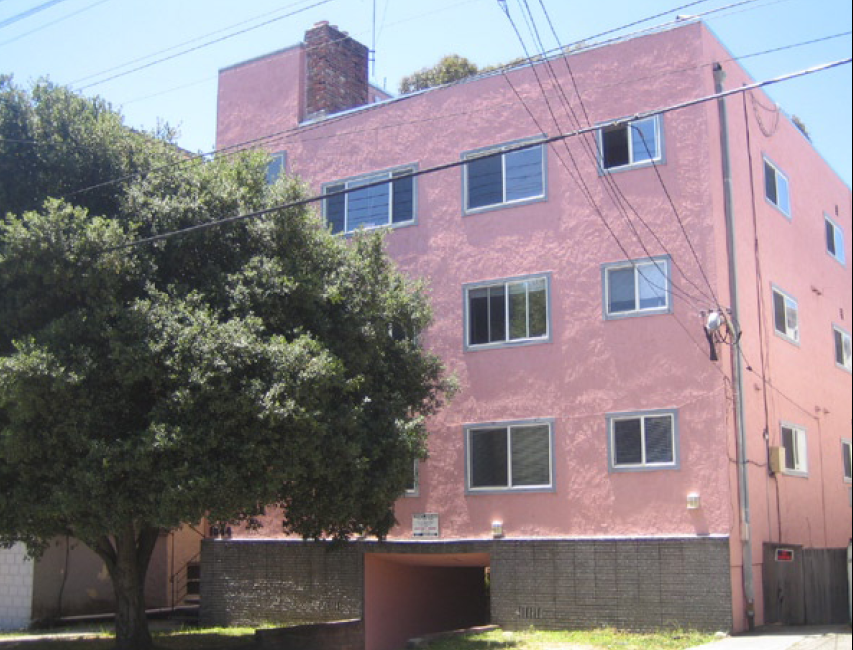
[687,625,851,650]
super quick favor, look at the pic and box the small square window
[465,274,550,350]
[842,439,852,483]
[599,116,662,171]
[825,215,845,265]
[833,326,852,372]
[772,286,799,344]
[466,420,553,492]
[603,257,671,319]
[463,139,545,213]
[781,423,807,476]
[607,410,678,471]
[323,166,416,234]
[764,158,790,217]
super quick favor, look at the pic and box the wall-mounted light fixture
[687,493,701,510]
[491,521,504,538]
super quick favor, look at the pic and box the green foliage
[0,80,451,647]
[0,75,179,221]
[398,45,589,94]
[426,627,718,650]
[399,54,480,93]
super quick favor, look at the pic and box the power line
[72,0,335,91]
[0,0,70,29]
[67,0,320,86]
[11,8,847,203]
[68,0,482,92]
[504,0,715,307]
[103,58,851,252]
[0,0,111,47]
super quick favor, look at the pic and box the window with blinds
[466,421,553,491]
[607,410,678,471]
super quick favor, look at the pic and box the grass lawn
[426,627,718,650]
[0,626,258,649]
[0,626,717,649]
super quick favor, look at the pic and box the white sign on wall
[412,513,439,538]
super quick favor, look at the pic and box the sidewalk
[687,625,851,650]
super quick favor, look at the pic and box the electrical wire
[529,0,723,311]
[51,30,847,207]
[67,0,323,86]
[8,4,847,215]
[72,0,336,91]
[504,0,714,308]
[0,0,70,30]
[102,59,851,253]
[507,0,740,374]
[0,0,111,47]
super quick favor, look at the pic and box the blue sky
[2,0,851,185]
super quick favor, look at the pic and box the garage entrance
[363,551,490,650]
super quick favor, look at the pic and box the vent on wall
[516,606,543,619]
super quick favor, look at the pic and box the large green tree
[0,79,450,649]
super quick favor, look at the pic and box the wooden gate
[763,543,848,625]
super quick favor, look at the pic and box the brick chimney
[304,21,369,119]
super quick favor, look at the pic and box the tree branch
[91,535,117,572]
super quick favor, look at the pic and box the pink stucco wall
[697,24,852,629]
[216,20,852,633]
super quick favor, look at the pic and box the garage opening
[364,552,490,650]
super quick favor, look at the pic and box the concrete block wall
[0,543,34,631]
[201,537,733,633]
[200,540,362,627]
[490,537,733,632]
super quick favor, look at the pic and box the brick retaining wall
[200,540,361,627]
[201,536,732,633]
[491,537,732,632]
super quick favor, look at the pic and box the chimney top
[304,22,369,119]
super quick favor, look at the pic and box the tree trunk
[92,524,160,650]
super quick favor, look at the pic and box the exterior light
[687,493,701,510]
[491,521,504,538]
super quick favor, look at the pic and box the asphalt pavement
[686,625,851,650]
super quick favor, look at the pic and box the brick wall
[200,540,362,627]
[491,537,732,632]
[0,543,34,631]
[255,619,363,650]
[201,537,732,633]
[304,21,368,118]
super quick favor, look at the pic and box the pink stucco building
[202,19,852,650]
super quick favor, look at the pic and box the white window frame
[462,137,546,214]
[597,115,664,172]
[772,285,799,345]
[404,459,420,496]
[764,157,791,218]
[322,164,417,234]
[464,419,555,493]
[780,422,808,477]
[842,439,852,484]
[607,409,679,472]
[463,273,551,351]
[825,214,846,265]
[602,256,672,319]
[833,325,852,373]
